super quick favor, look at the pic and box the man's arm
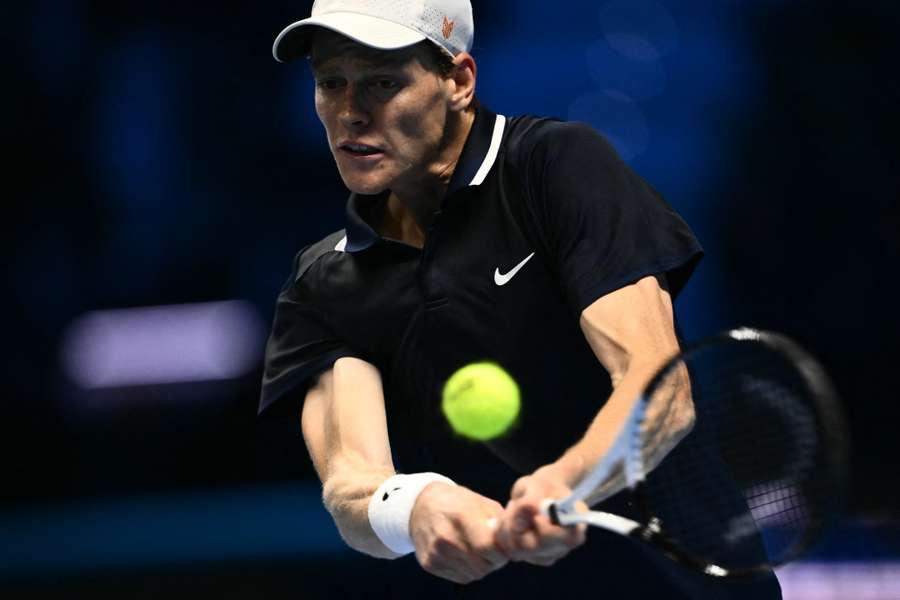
[552,273,694,502]
[495,274,694,564]
[302,356,509,582]
[301,356,398,558]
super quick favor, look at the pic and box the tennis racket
[541,327,850,579]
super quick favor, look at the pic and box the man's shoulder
[290,229,348,285]
[503,115,612,165]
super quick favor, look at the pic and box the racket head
[633,328,850,577]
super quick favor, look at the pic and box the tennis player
[261,1,781,597]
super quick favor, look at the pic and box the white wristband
[367,472,456,556]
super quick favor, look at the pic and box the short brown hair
[416,40,457,79]
[415,41,478,111]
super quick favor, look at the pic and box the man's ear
[448,53,477,112]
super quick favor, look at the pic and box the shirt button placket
[420,210,447,308]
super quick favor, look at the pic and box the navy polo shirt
[261,103,702,492]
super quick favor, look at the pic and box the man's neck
[381,108,476,248]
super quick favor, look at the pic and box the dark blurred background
[4,1,899,598]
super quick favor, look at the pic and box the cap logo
[442,15,455,40]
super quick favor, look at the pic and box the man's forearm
[322,456,398,559]
[301,359,400,559]
[548,359,693,505]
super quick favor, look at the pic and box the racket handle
[540,499,561,525]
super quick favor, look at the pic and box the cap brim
[272,12,427,63]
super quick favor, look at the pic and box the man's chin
[342,178,389,196]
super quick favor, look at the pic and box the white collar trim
[469,114,506,186]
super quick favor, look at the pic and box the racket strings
[638,342,838,570]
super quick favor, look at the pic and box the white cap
[272,0,474,63]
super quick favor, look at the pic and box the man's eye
[317,79,343,90]
[374,79,399,90]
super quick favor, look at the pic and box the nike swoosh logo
[382,486,402,501]
[494,252,535,286]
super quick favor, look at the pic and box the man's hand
[410,482,509,584]
[494,465,587,567]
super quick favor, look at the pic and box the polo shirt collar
[341,104,507,253]
[446,104,505,195]
[342,191,385,253]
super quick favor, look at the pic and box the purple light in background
[60,301,266,389]
[777,562,900,600]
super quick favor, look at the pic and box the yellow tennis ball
[442,362,520,441]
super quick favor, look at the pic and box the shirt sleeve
[523,121,703,314]
[258,251,359,417]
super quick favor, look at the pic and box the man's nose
[338,85,371,129]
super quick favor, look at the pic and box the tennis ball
[442,362,520,441]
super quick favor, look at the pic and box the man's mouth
[339,143,383,157]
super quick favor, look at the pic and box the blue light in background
[0,484,349,577]
[92,33,186,221]
[29,0,86,92]
[282,59,327,150]
[585,38,668,101]
[87,31,195,295]
[598,0,680,60]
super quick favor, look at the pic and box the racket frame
[541,327,849,579]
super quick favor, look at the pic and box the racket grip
[540,499,561,525]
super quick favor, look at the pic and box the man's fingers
[473,539,510,570]
[410,485,512,584]
[568,522,587,547]
[462,516,508,569]
[514,528,543,553]
[493,516,514,556]
[428,562,477,585]
[510,477,530,500]
[497,518,545,561]
[497,510,586,564]
[507,499,538,533]
[444,555,485,584]
[420,545,490,585]
[525,557,556,567]
[426,517,507,584]
[533,514,586,549]
[498,471,589,567]
[453,531,504,574]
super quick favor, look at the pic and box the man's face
[310,32,454,195]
